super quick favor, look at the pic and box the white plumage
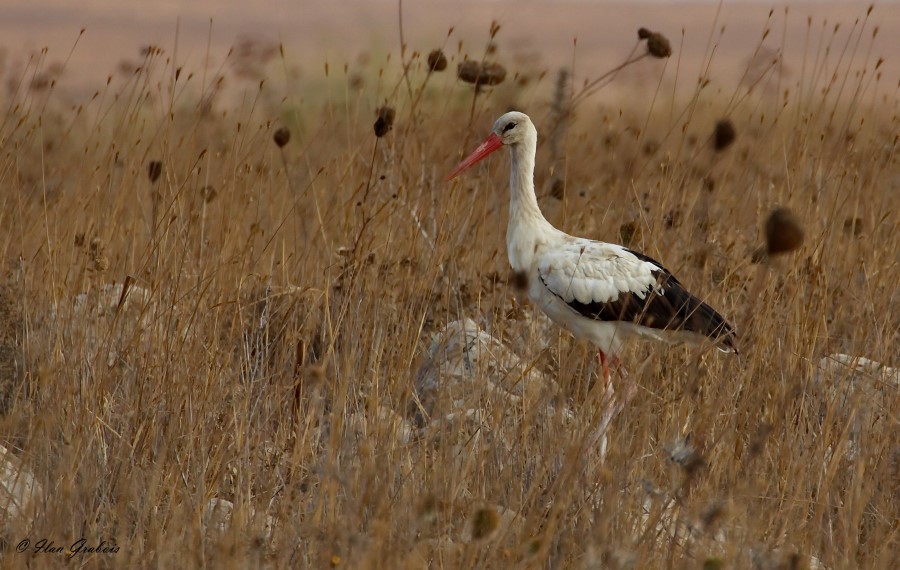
[447,111,737,378]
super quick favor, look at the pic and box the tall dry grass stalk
[0,7,897,568]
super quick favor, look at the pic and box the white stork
[447,111,738,386]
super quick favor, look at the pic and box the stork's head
[446,111,534,181]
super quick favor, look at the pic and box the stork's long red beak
[445,133,504,181]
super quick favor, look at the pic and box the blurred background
[3,0,898,100]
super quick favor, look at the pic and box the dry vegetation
[0,6,898,569]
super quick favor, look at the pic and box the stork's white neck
[506,126,555,272]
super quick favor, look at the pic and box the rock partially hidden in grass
[414,320,574,480]
[73,282,151,319]
[0,445,43,535]
[415,319,560,415]
[814,354,899,462]
[203,498,235,535]
[202,497,275,540]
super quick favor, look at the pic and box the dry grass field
[0,3,898,568]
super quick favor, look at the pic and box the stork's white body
[449,112,738,360]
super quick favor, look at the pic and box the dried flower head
[664,209,682,229]
[638,28,672,58]
[618,221,642,247]
[699,500,727,529]
[470,506,500,541]
[374,106,396,138]
[457,60,507,87]
[416,494,439,523]
[549,178,565,200]
[200,185,217,204]
[273,127,291,148]
[765,208,804,256]
[427,49,448,72]
[843,216,863,237]
[89,238,109,272]
[147,160,162,183]
[713,119,736,151]
[749,422,774,457]
[510,270,529,293]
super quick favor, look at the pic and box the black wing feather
[543,247,738,352]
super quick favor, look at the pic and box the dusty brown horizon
[2,1,898,101]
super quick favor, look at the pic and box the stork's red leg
[599,350,610,384]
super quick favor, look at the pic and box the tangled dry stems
[0,11,897,569]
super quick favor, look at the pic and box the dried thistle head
[510,270,529,293]
[618,221,642,247]
[638,28,672,58]
[200,185,217,204]
[457,60,507,87]
[843,216,863,237]
[713,119,736,151]
[470,506,500,541]
[89,238,109,272]
[699,500,727,530]
[374,106,396,137]
[416,494,439,523]
[147,160,162,183]
[664,209,682,229]
[427,49,448,72]
[765,208,804,256]
[273,126,291,148]
[748,422,774,458]
[549,178,565,200]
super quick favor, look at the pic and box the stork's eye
[503,122,516,133]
